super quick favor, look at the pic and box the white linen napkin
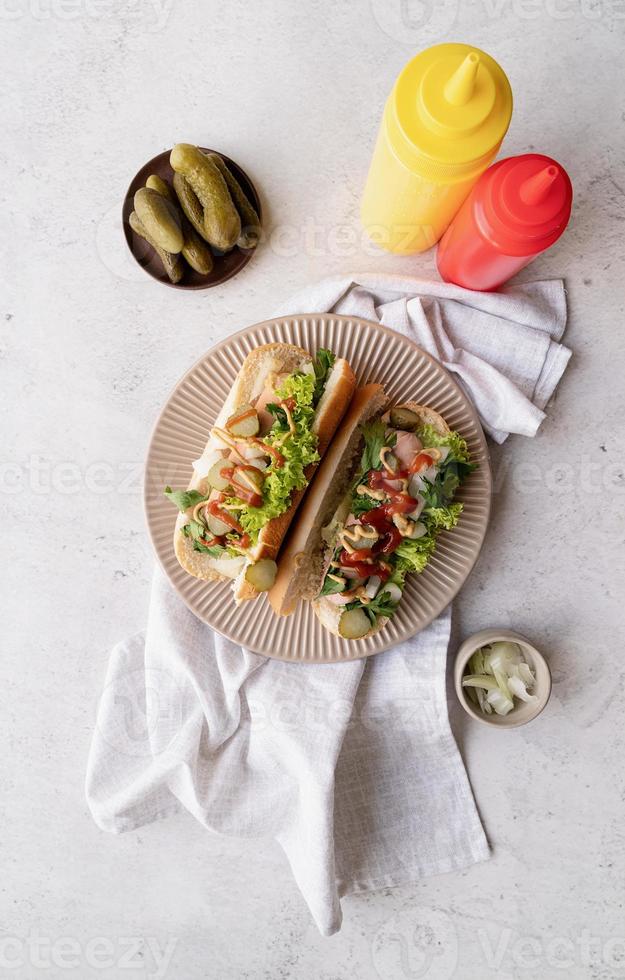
[273,274,570,443]
[86,275,570,936]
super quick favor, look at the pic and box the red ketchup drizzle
[336,453,431,576]
[219,465,263,507]
[207,500,243,534]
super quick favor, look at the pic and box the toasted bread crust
[173,343,310,583]
[393,402,450,437]
[172,345,356,601]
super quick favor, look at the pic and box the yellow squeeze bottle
[361,43,513,254]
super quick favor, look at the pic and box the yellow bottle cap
[387,43,513,181]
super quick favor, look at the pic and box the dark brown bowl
[122,147,262,290]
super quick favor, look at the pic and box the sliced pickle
[389,407,421,431]
[244,559,278,592]
[206,510,231,536]
[206,459,232,492]
[225,404,260,437]
[342,524,378,549]
[380,449,400,473]
[233,466,264,493]
[392,514,427,539]
[338,607,372,640]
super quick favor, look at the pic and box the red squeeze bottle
[436,154,572,291]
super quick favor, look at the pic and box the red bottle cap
[479,154,572,257]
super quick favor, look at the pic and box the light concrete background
[2,1,624,978]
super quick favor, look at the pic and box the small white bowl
[454,629,552,728]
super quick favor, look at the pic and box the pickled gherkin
[170,143,241,251]
[133,186,183,253]
[129,210,183,283]
[180,223,213,275]
[145,174,174,201]
[173,173,209,242]
[206,153,261,249]
[149,176,213,275]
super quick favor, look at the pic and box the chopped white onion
[462,674,500,691]
[383,478,403,491]
[488,642,523,672]
[365,576,381,599]
[486,689,514,715]
[384,582,402,604]
[463,641,537,717]
[476,687,492,714]
[508,675,538,703]
[408,466,437,496]
[241,443,266,459]
[408,494,426,517]
[516,662,535,687]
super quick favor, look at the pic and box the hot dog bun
[269,397,451,639]
[311,401,451,638]
[268,384,388,617]
[172,343,356,603]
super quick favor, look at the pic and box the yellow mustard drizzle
[356,484,386,501]
[235,468,264,492]
[192,500,209,524]
[379,445,396,473]
[211,427,245,452]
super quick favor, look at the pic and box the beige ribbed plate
[145,315,491,662]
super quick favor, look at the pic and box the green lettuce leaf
[423,502,464,532]
[312,348,335,405]
[227,371,319,542]
[417,424,475,514]
[320,576,345,596]
[418,424,472,464]
[265,403,288,428]
[276,371,316,418]
[346,589,398,625]
[164,487,207,513]
[351,491,379,517]
[181,520,234,556]
[358,420,395,476]
[181,519,208,541]
[392,535,437,575]
[180,523,219,556]
[192,540,228,556]
[388,565,408,589]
